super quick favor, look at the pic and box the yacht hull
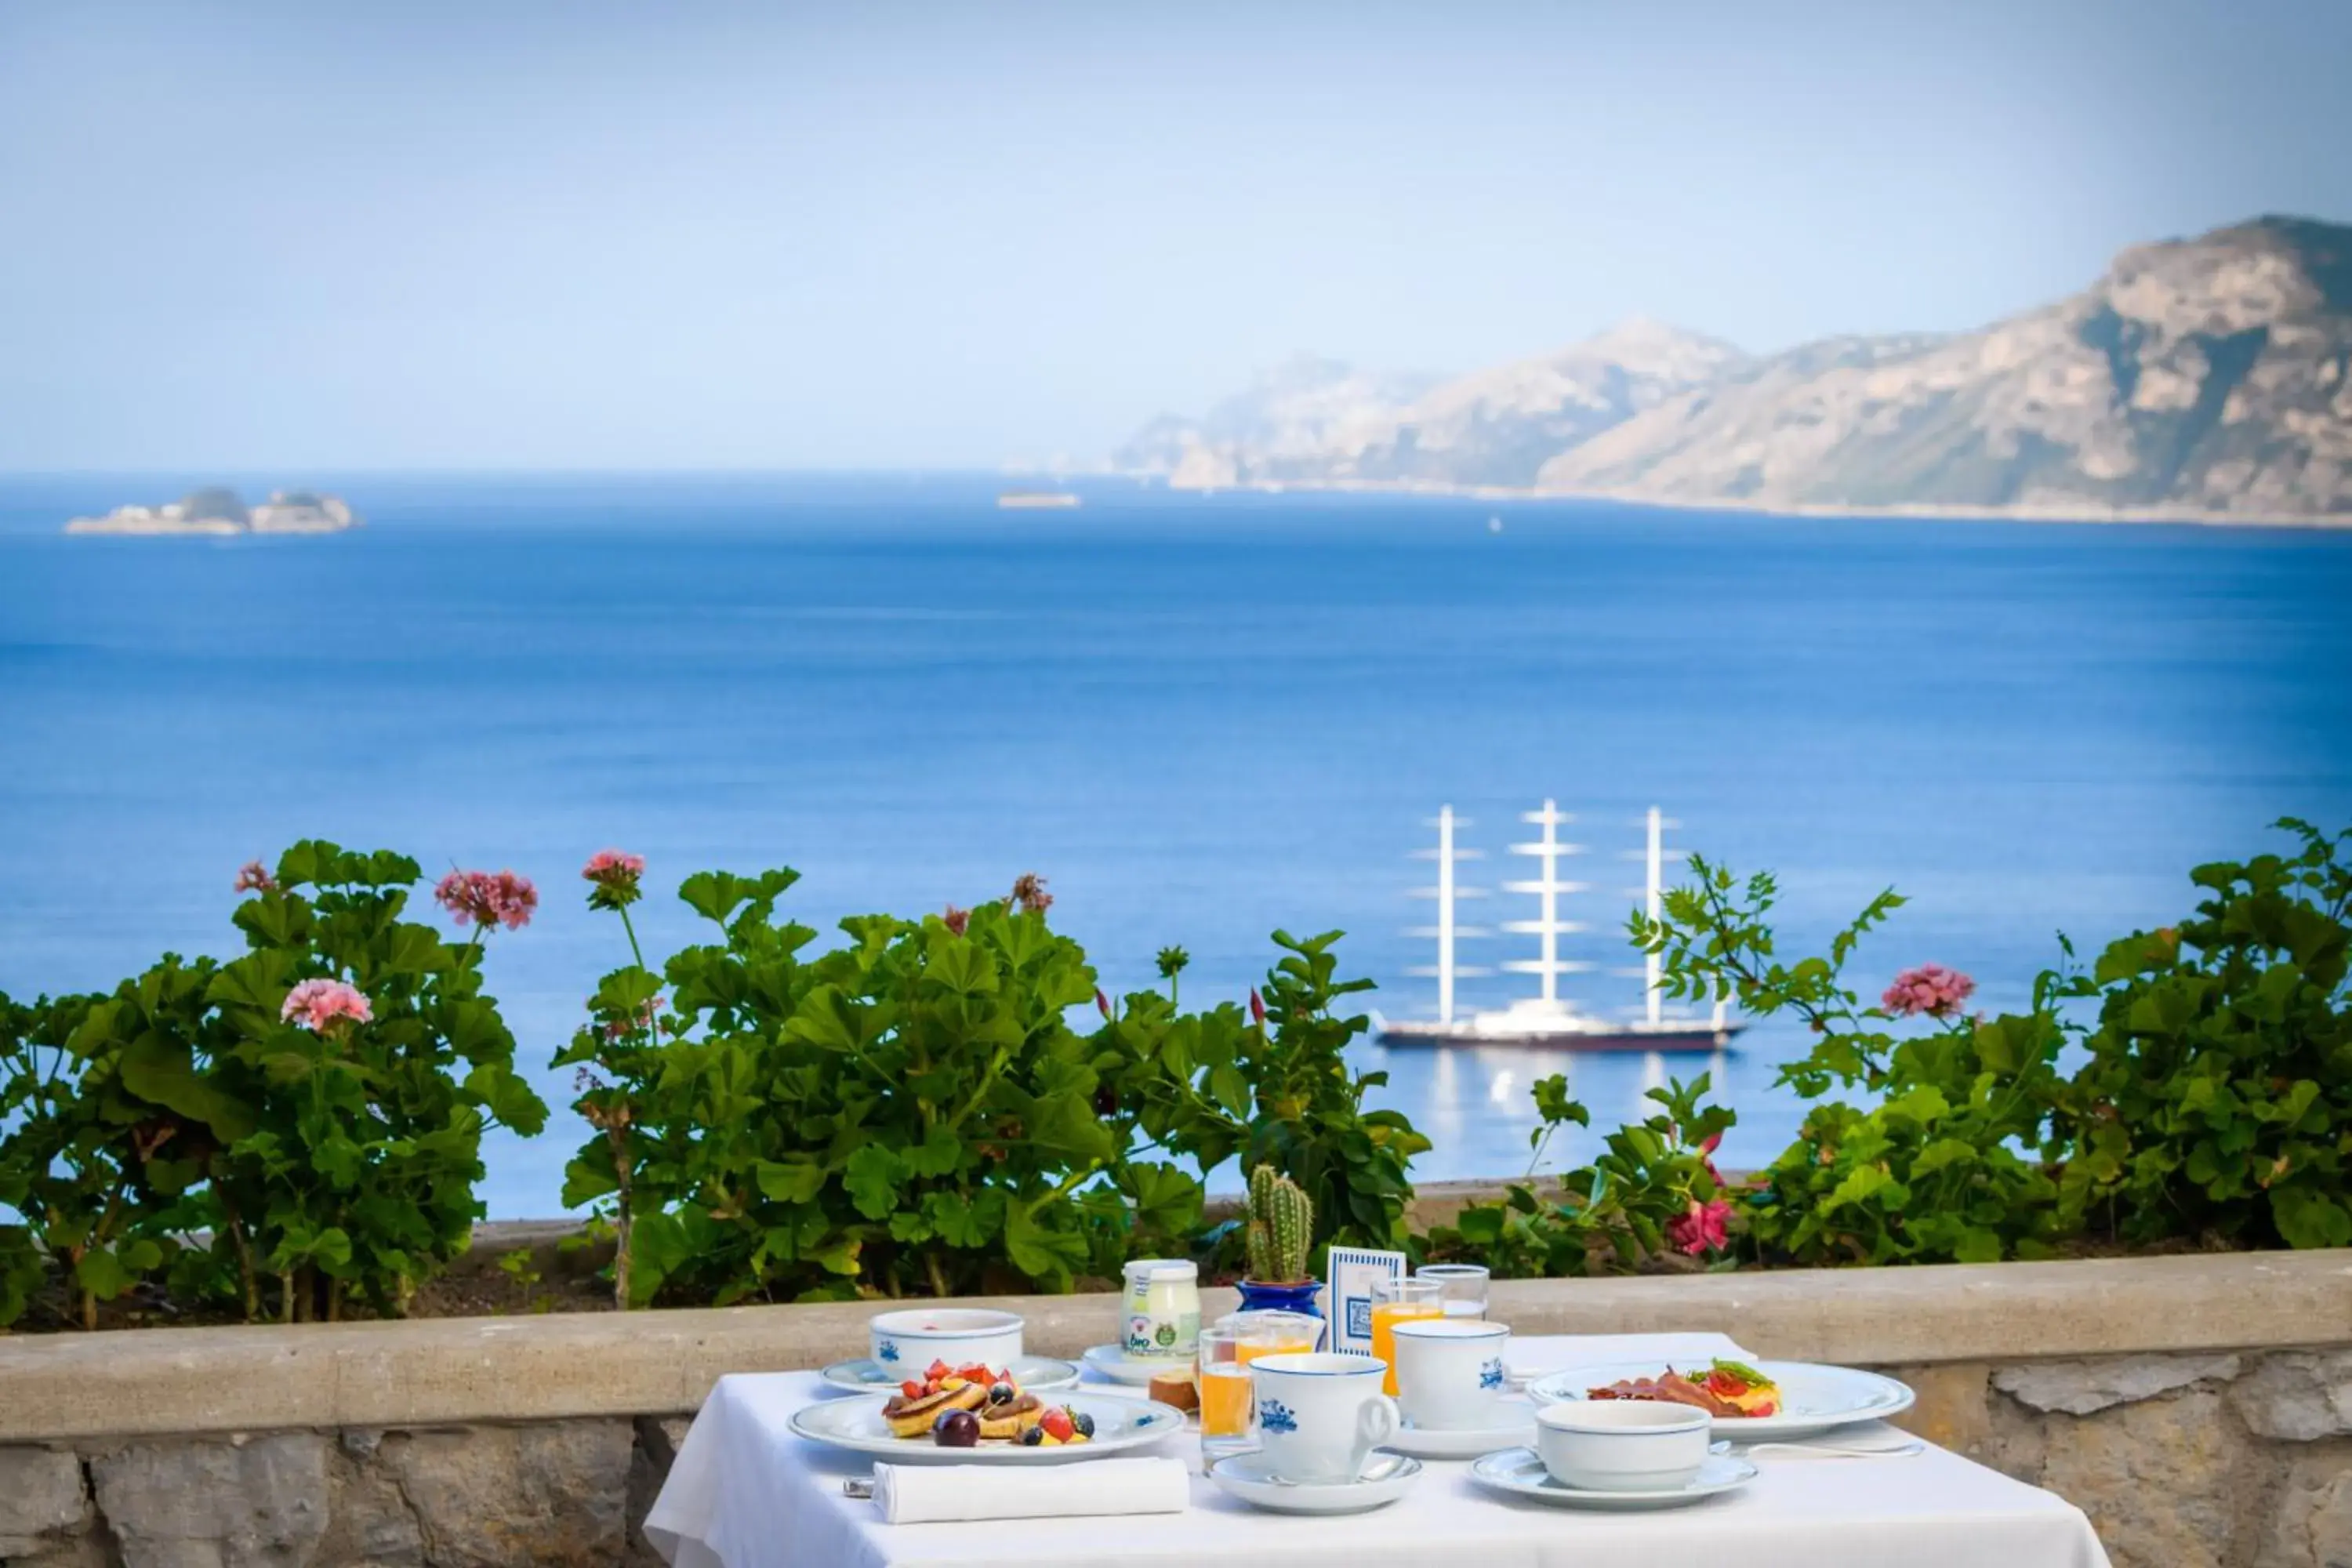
[1376,1020,1743,1053]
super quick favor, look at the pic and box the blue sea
[4,474,2348,1218]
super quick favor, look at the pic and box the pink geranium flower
[436,869,539,931]
[1666,1196,1732,1256]
[582,848,646,910]
[1882,964,1977,1018]
[233,861,277,895]
[1007,873,1053,915]
[281,978,373,1033]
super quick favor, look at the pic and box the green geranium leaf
[843,1145,907,1220]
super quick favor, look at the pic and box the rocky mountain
[1113,354,1442,484]
[1122,217,2352,519]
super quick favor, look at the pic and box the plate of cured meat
[1524,1358,1915,1440]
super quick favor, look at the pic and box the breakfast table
[643,1331,2111,1568]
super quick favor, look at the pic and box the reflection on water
[1367,1043,1735,1181]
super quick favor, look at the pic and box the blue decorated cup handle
[1351,1394,1399,1479]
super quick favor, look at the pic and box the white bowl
[1534,1399,1711,1492]
[869,1308,1024,1374]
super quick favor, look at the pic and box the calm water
[4,474,2348,1217]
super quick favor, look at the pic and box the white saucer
[1469,1447,1757,1510]
[1081,1344,1164,1386]
[818,1355,1080,1396]
[1208,1450,1421,1515]
[1385,1407,1539,1461]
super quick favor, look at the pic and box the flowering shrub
[557,860,1205,1307]
[0,844,547,1328]
[1420,1073,1735,1276]
[0,984,189,1328]
[1634,858,2068,1265]
[2053,820,2352,1250]
[1116,930,1432,1264]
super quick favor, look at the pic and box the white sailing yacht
[1376,802,1742,1051]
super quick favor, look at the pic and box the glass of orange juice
[1369,1276,1445,1395]
[1221,1309,1323,1357]
[1196,1324,1266,1454]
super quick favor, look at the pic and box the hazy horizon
[4,1,2348,472]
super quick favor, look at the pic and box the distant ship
[1376,803,1744,1052]
[997,490,1083,510]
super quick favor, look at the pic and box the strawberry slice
[900,1379,925,1399]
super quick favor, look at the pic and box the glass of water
[1416,1262,1491,1320]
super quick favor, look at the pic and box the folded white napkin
[869,1457,1191,1525]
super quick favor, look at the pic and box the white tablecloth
[644,1332,2111,1568]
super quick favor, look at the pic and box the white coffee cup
[1248,1352,1400,1485]
[1535,1399,1711,1492]
[1390,1317,1511,1431]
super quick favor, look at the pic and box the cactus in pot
[1243,1163,1314,1285]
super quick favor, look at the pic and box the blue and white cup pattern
[867,1308,1025,1374]
[1247,1352,1401,1485]
[1388,1317,1512,1432]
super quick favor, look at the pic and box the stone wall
[3,1252,2347,1568]
[1893,1348,2352,1568]
[0,1418,670,1568]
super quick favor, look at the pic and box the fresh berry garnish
[926,1359,951,1381]
[1070,1410,1096,1438]
[1020,1425,1045,1446]
[987,1381,1016,1405]
[1040,1406,1076,1442]
[900,1379,925,1399]
[934,1409,979,1447]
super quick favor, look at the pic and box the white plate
[1080,1344,1166,1386]
[1385,1406,1539,1461]
[818,1356,1080,1396]
[789,1390,1187,1465]
[1525,1359,1915,1440]
[1208,1450,1421,1515]
[1469,1447,1756,1510]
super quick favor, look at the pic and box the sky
[2,0,2347,471]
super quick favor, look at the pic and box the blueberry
[1070,1410,1096,1438]
[1019,1425,1045,1446]
[987,1381,1016,1405]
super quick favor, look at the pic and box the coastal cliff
[67,488,361,535]
[1119,216,2352,521]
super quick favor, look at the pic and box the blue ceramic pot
[1234,1277,1325,1344]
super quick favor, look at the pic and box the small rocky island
[66,486,360,535]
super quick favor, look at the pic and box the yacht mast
[1502,800,1588,1006]
[1408,805,1484,1025]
